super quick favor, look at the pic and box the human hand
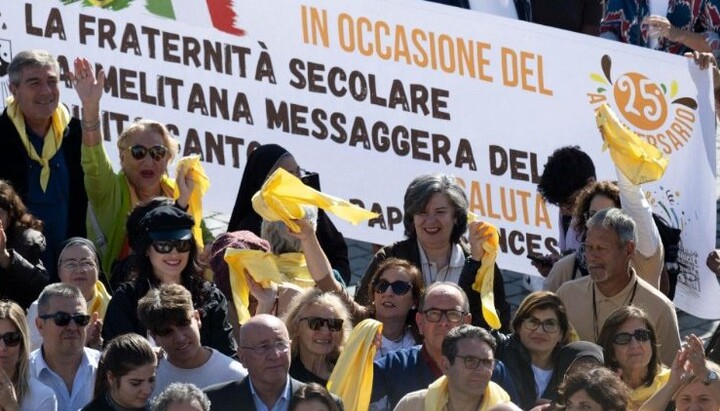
[245,271,277,314]
[175,165,195,209]
[68,57,106,108]
[287,218,315,241]
[643,15,684,43]
[685,334,708,377]
[528,253,560,277]
[0,368,19,411]
[685,51,718,70]
[706,250,720,276]
[85,317,103,350]
[468,221,495,261]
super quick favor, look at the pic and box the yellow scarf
[5,96,70,192]
[224,248,314,324]
[467,213,501,330]
[595,103,668,184]
[252,168,378,232]
[88,281,112,319]
[327,318,382,411]
[628,367,670,410]
[425,376,510,411]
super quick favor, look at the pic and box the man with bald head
[204,314,343,410]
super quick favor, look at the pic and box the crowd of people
[2,0,720,409]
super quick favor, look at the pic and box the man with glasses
[137,284,247,399]
[29,283,100,411]
[556,208,680,365]
[395,325,515,410]
[371,282,517,409]
[204,314,343,410]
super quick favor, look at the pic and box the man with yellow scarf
[395,324,515,411]
[0,50,87,273]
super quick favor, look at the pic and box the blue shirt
[29,347,100,411]
[248,375,292,411]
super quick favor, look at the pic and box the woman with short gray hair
[151,383,210,411]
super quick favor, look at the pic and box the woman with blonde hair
[0,300,56,410]
[282,288,352,385]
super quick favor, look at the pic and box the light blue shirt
[29,347,100,411]
[248,376,292,411]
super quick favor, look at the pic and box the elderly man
[204,314,343,411]
[395,324,513,410]
[371,282,517,409]
[30,283,100,411]
[557,208,680,365]
[0,50,87,269]
[137,284,247,399]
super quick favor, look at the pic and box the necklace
[592,278,638,341]
[384,330,406,344]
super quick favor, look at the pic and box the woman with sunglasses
[71,58,208,279]
[102,200,235,356]
[495,291,575,410]
[597,305,669,410]
[0,300,57,411]
[83,333,156,411]
[282,288,352,385]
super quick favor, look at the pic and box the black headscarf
[227,144,289,233]
[51,236,111,294]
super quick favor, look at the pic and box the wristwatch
[703,369,719,385]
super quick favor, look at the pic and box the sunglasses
[373,279,412,296]
[613,329,652,345]
[0,331,22,347]
[152,239,192,254]
[300,317,344,332]
[126,145,168,161]
[39,312,91,327]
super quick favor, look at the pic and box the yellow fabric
[252,168,378,232]
[174,155,210,249]
[327,318,382,411]
[89,281,112,319]
[595,103,668,184]
[467,213,501,330]
[424,376,510,411]
[5,96,70,192]
[224,248,314,324]
[628,367,670,410]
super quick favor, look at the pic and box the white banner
[2,0,718,318]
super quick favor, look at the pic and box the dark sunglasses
[126,145,168,161]
[0,331,22,347]
[152,239,192,254]
[39,312,91,327]
[300,317,344,332]
[373,279,412,296]
[613,329,652,345]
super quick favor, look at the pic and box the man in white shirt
[137,284,247,398]
[30,283,100,411]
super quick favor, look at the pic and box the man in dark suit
[204,314,343,410]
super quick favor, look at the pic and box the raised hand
[68,57,106,108]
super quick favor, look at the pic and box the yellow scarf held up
[224,248,313,324]
[595,103,668,184]
[5,96,70,192]
[89,280,112,319]
[252,168,378,232]
[173,155,210,249]
[467,213,501,330]
[424,376,510,411]
[327,319,382,411]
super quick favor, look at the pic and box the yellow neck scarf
[327,318,382,411]
[5,96,70,192]
[224,248,313,324]
[467,214,501,330]
[425,376,510,411]
[628,367,670,410]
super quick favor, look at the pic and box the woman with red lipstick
[354,173,511,332]
[101,200,235,357]
[495,291,575,410]
[83,333,156,411]
[597,305,668,410]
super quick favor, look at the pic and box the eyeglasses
[126,145,168,161]
[373,279,412,296]
[613,329,652,345]
[455,355,495,370]
[241,340,292,356]
[39,312,91,327]
[151,239,192,254]
[60,259,96,271]
[300,317,344,332]
[0,331,22,347]
[422,309,466,323]
[583,210,598,221]
[523,317,560,333]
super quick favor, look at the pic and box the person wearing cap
[101,199,235,356]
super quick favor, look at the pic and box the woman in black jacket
[0,179,48,309]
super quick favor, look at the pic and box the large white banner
[2,0,718,318]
